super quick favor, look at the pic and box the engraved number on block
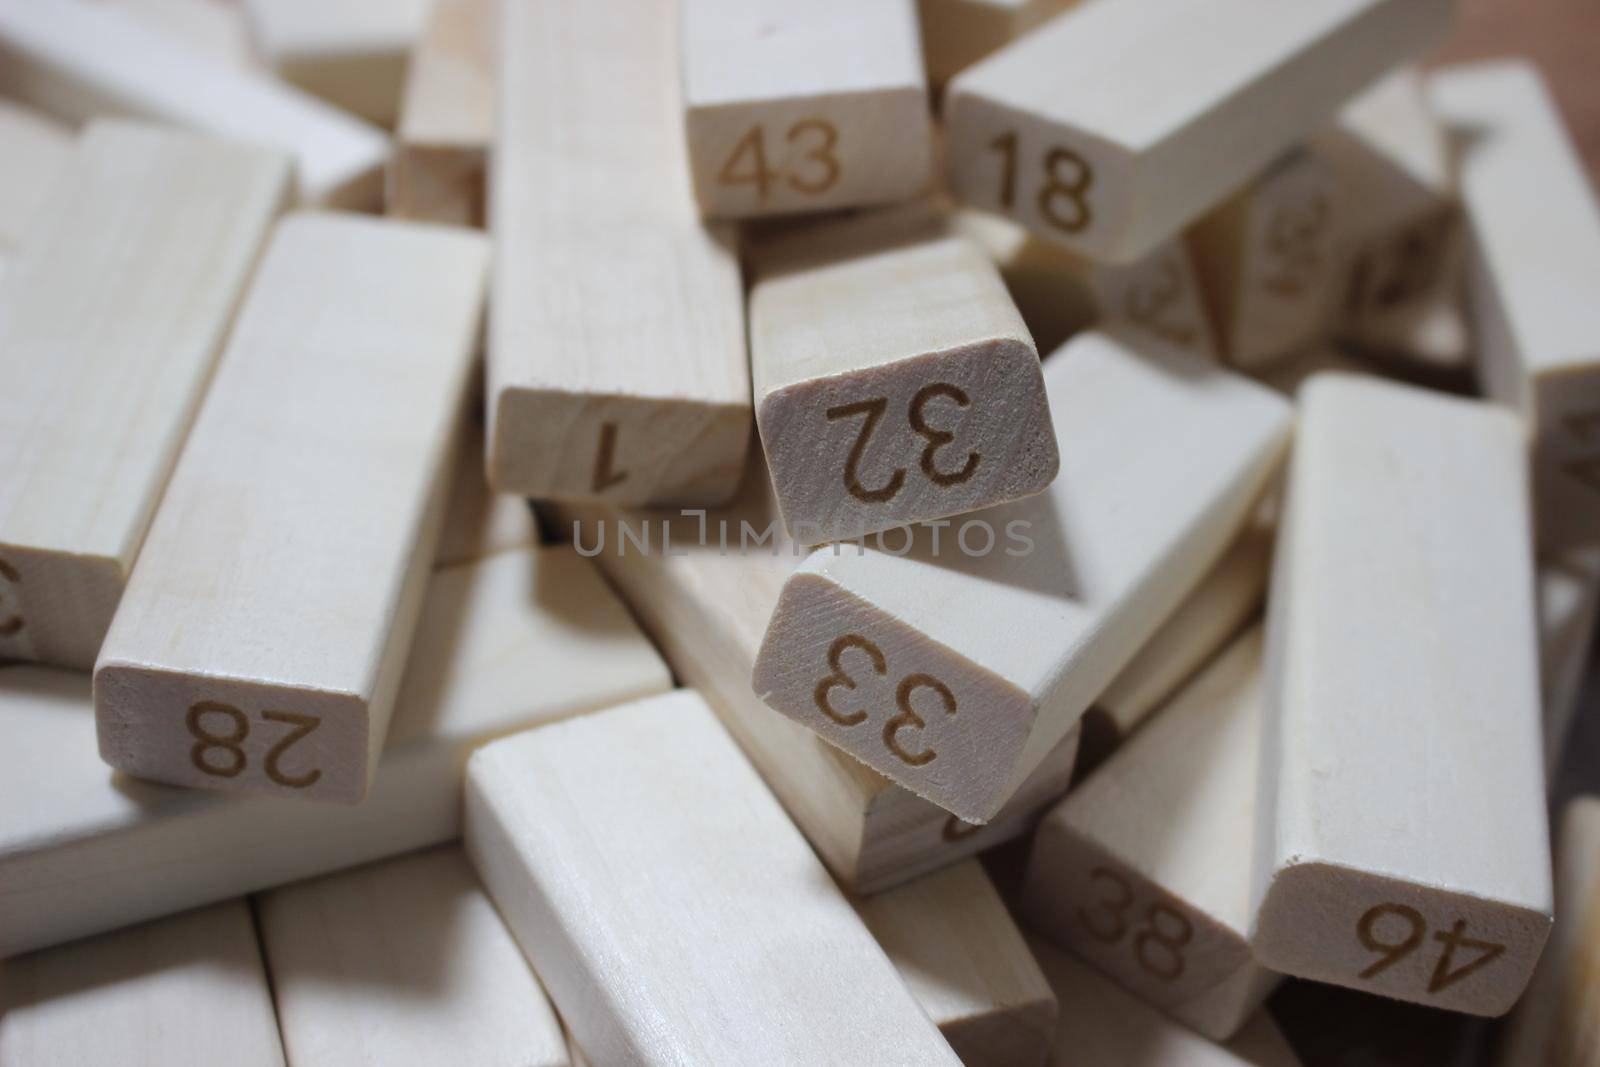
[1077,866,1195,981]
[1261,194,1332,299]
[718,119,841,200]
[0,557,23,637]
[1355,904,1507,994]
[1560,410,1600,496]
[812,634,959,766]
[988,130,1094,234]
[825,384,981,505]
[1344,219,1448,320]
[1123,259,1197,349]
[185,700,324,789]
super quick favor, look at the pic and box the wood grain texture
[944,0,1453,263]
[243,0,429,126]
[94,213,485,803]
[0,546,670,957]
[1025,628,1281,1040]
[100,0,257,68]
[258,846,569,1067]
[0,0,389,208]
[464,689,963,1066]
[916,0,1081,90]
[0,899,285,1067]
[1430,60,1600,550]
[0,121,288,671]
[0,98,72,258]
[389,0,492,225]
[751,206,1057,542]
[488,0,751,507]
[1252,373,1552,1015]
[857,859,1057,1066]
[681,0,934,218]
[753,330,1293,823]
[1540,548,1600,779]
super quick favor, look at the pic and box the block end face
[0,544,123,670]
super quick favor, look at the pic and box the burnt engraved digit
[909,383,980,487]
[261,711,323,789]
[1428,919,1506,994]
[1038,146,1094,234]
[1077,866,1136,944]
[1133,903,1194,981]
[1124,259,1197,348]
[187,700,249,779]
[1356,903,1426,980]
[718,125,775,199]
[990,129,1019,209]
[826,396,906,503]
[786,119,840,194]
[882,673,956,766]
[813,634,887,727]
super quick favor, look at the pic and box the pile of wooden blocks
[1,0,1597,1064]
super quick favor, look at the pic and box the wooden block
[681,0,934,219]
[99,0,258,68]
[1539,548,1600,778]
[1090,237,1222,363]
[950,207,1099,355]
[944,0,1453,264]
[916,0,1081,90]
[258,846,569,1067]
[0,0,389,208]
[0,900,285,1066]
[0,98,72,258]
[857,859,1057,1066]
[389,0,493,225]
[464,690,964,1065]
[750,206,1058,543]
[0,545,670,957]
[435,414,538,571]
[93,214,484,803]
[1252,373,1552,1015]
[0,121,288,671]
[555,472,1079,894]
[1024,627,1280,1039]
[753,330,1293,823]
[1256,345,1373,399]
[488,0,751,507]
[1430,61,1600,550]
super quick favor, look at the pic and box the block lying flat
[435,417,538,571]
[389,0,493,225]
[917,0,1082,89]
[0,121,288,670]
[750,206,1057,542]
[0,0,389,208]
[1538,548,1600,777]
[0,545,670,958]
[0,900,285,1067]
[1252,374,1551,1015]
[465,690,963,1065]
[949,207,1100,354]
[1430,61,1600,549]
[258,847,568,1067]
[0,99,72,257]
[944,0,1453,263]
[681,0,933,218]
[105,0,257,68]
[754,330,1293,822]
[488,0,751,506]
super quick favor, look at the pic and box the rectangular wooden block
[1252,373,1552,1015]
[1430,60,1600,550]
[0,546,671,958]
[917,0,1081,90]
[753,330,1294,823]
[1024,627,1281,1040]
[1539,547,1600,778]
[0,900,285,1067]
[0,121,288,671]
[681,0,933,218]
[94,213,485,803]
[104,0,258,69]
[488,0,751,507]
[435,415,539,571]
[0,98,72,258]
[389,0,493,225]
[949,207,1100,355]
[464,689,964,1065]
[751,206,1057,543]
[258,846,569,1067]
[0,0,389,208]
[944,0,1453,263]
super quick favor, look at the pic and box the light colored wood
[1089,236,1222,363]
[463,689,964,1066]
[555,473,1079,894]
[750,206,1057,543]
[1029,936,1303,1067]
[488,0,751,507]
[0,899,285,1067]
[944,0,1453,264]
[435,414,538,571]
[1540,548,1600,778]
[1024,628,1280,1040]
[1430,60,1600,550]
[389,0,492,225]
[916,0,1081,90]
[0,545,671,958]
[1256,345,1373,399]
[857,859,1057,1066]
[258,846,570,1067]
[949,207,1099,355]
[99,0,258,68]
[1251,373,1551,1015]
[681,0,933,219]
[94,214,484,803]
[0,121,288,671]
[0,98,72,258]
[753,330,1293,823]
[0,0,389,208]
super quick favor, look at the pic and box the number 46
[1356,903,1506,994]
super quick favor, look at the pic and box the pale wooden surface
[242,0,429,126]
[944,0,1453,263]
[1252,374,1551,1015]
[258,846,570,1067]
[464,690,964,1066]
[1539,548,1600,778]
[0,0,389,208]
[750,206,1056,542]
[0,900,285,1067]
[857,858,1057,1066]
[94,214,485,803]
[0,121,288,671]
[753,330,1293,823]
[99,0,257,68]
[950,207,1100,355]
[389,0,492,225]
[488,0,751,507]
[916,0,1081,90]
[434,414,539,571]
[0,98,72,258]
[1025,628,1281,1040]
[1430,60,1600,551]
[0,546,670,957]
[681,0,934,218]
